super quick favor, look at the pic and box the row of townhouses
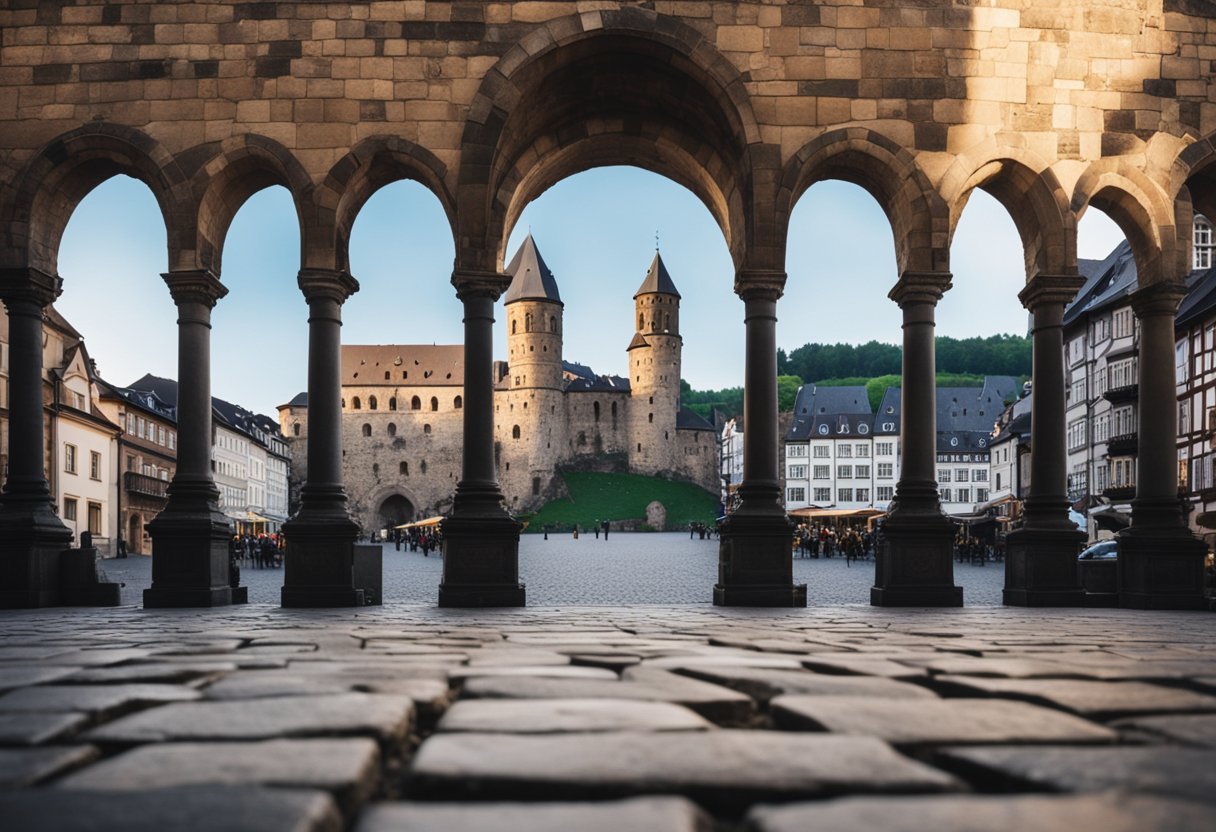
[0,305,290,556]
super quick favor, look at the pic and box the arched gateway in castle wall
[1,1,1213,610]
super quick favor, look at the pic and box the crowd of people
[390,526,442,556]
[229,533,282,569]
[793,524,876,564]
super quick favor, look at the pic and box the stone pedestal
[1003,524,1087,607]
[0,508,73,609]
[439,513,526,608]
[872,510,963,607]
[715,511,806,607]
[281,515,364,607]
[144,498,239,608]
[59,547,121,607]
[1117,503,1208,611]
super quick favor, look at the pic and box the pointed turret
[504,234,562,305]
[634,251,680,299]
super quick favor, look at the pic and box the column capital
[298,268,359,304]
[0,266,62,308]
[1018,274,1085,312]
[889,270,952,308]
[162,269,228,308]
[734,269,786,302]
[1130,280,1187,318]
[452,268,510,301]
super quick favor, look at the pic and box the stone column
[439,269,525,607]
[281,269,364,607]
[0,268,73,608]
[715,270,806,607]
[1004,275,1087,605]
[872,271,962,606]
[145,270,242,607]
[1118,282,1206,609]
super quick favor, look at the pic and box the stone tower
[501,234,566,507]
[627,251,682,474]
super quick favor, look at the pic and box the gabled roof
[504,234,562,305]
[98,377,177,423]
[1176,264,1216,328]
[677,405,715,431]
[126,374,280,448]
[634,252,680,299]
[44,304,83,342]
[626,332,650,351]
[785,384,875,441]
[1064,240,1137,327]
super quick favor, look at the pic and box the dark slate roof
[126,374,281,449]
[562,360,596,381]
[873,387,901,435]
[937,379,1010,454]
[504,234,562,305]
[786,384,876,441]
[634,251,681,298]
[98,377,177,423]
[565,373,630,393]
[991,392,1032,446]
[1176,265,1216,328]
[280,392,308,409]
[342,345,463,386]
[677,405,715,431]
[1063,240,1137,327]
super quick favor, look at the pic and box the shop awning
[395,516,444,530]
[242,512,273,523]
[789,507,884,520]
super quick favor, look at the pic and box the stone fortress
[279,235,718,532]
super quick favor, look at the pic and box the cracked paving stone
[1113,714,1216,747]
[436,699,713,734]
[0,785,343,832]
[409,731,961,811]
[62,663,237,685]
[201,669,450,716]
[84,693,414,750]
[448,665,618,681]
[935,745,1216,805]
[0,684,202,719]
[0,746,97,789]
[0,713,90,746]
[461,667,755,724]
[798,656,930,680]
[663,666,937,704]
[0,665,82,692]
[771,697,1117,747]
[898,656,1091,678]
[933,676,1216,719]
[355,796,712,832]
[56,738,379,816]
[465,649,573,666]
[642,655,808,671]
[745,793,1216,832]
[567,653,643,671]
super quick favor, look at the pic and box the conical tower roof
[634,251,681,299]
[504,234,562,305]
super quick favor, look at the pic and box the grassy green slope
[525,472,719,531]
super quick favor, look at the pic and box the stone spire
[504,234,562,305]
[634,251,680,299]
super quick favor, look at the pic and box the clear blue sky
[57,168,1125,417]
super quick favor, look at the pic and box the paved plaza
[97,533,1009,607]
[2,593,1216,830]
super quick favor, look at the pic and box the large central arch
[456,9,765,272]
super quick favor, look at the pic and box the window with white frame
[1113,406,1136,437]
[838,488,854,501]
[1112,307,1135,340]
[855,465,871,479]
[975,488,989,502]
[1177,340,1190,384]
[787,487,806,503]
[787,444,807,457]
[877,462,893,478]
[856,488,871,502]
[1109,357,1137,389]
[787,465,807,479]
[64,444,77,474]
[837,465,853,479]
[837,445,852,458]
[940,487,952,502]
[813,445,830,458]
[956,488,971,503]
[813,487,832,502]
[855,444,869,457]
[1181,401,1191,435]
[972,468,988,482]
[876,486,894,501]
[955,468,969,482]
[937,468,951,483]
[875,442,894,456]
[813,465,830,479]
[1195,215,1213,269]
[1067,418,1087,451]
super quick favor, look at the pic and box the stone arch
[939,142,1076,280]
[456,8,760,272]
[187,134,313,275]
[371,486,421,529]
[313,135,456,272]
[1073,160,1182,285]
[1,123,187,276]
[778,128,949,275]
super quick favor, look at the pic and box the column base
[439,512,525,608]
[281,513,366,609]
[0,503,76,609]
[1003,525,1087,607]
[145,503,242,609]
[872,511,962,607]
[1117,526,1208,610]
[59,547,121,607]
[714,511,806,608]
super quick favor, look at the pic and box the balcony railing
[1106,432,1138,456]
[1103,383,1138,404]
[124,471,169,500]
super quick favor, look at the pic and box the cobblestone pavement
[99,533,1009,606]
[1,601,1216,830]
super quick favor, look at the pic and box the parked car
[1078,540,1118,560]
